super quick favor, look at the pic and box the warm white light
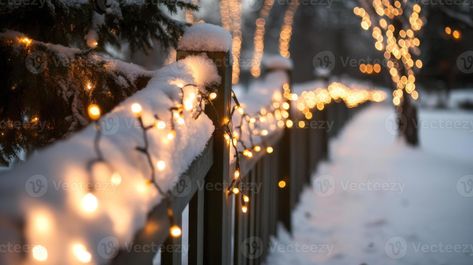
[111,172,122,186]
[156,120,166,130]
[81,193,98,213]
[72,243,92,263]
[209,92,217,100]
[131,103,142,116]
[156,160,166,172]
[170,225,182,238]
[87,104,101,121]
[32,245,48,262]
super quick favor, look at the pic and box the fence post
[177,47,232,264]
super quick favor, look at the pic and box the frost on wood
[178,23,232,52]
[262,55,294,70]
[0,55,219,265]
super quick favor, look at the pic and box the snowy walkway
[266,104,473,265]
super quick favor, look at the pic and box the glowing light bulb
[111,172,122,186]
[266,146,274,154]
[72,243,92,263]
[241,206,248,213]
[278,180,287,189]
[232,187,240,194]
[167,131,176,141]
[209,92,217,100]
[243,195,250,203]
[87,104,101,121]
[156,160,166,172]
[156,120,166,130]
[19,37,32,46]
[170,225,182,238]
[234,169,240,179]
[81,193,98,213]
[32,245,48,262]
[253,145,261,152]
[131,103,142,117]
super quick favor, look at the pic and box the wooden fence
[108,48,363,265]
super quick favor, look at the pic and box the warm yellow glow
[32,245,48,262]
[167,131,176,141]
[19,37,32,46]
[131,103,142,116]
[110,172,122,186]
[156,160,166,172]
[170,225,182,238]
[286,119,293,128]
[87,104,101,121]
[72,243,92,263]
[251,0,275,77]
[279,0,300,58]
[243,195,250,203]
[232,187,240,194]
[234,169,240,179]
[156,120,166,130]
[445,26,451,35]
[266,146,274,154]
[241,206,248,213]
[452,30,461,40]
[85,82,93,91]
[253,145,261,152]
[81,193,98,213]
[278,180,287,189]
[209,92,217,100]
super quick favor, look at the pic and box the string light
[156,160,166,172]
[32,245,48,262]
[72,243,92,264]
[278,180,286,189]
[81,192,98,213]
[250,0,275,77]
[279,0,300,58]
[220,0,242,84]
[354,2,424,106]
[131,103,143,117]
[87,104,101,121]
[170,225,182,238]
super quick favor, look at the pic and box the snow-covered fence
[0,24,382,265]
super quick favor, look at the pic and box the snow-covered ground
[265,104,473,265]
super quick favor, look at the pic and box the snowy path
[265,104,473,265]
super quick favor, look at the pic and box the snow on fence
[0,24,385,265]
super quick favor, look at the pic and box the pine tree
[0,0,198,165]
